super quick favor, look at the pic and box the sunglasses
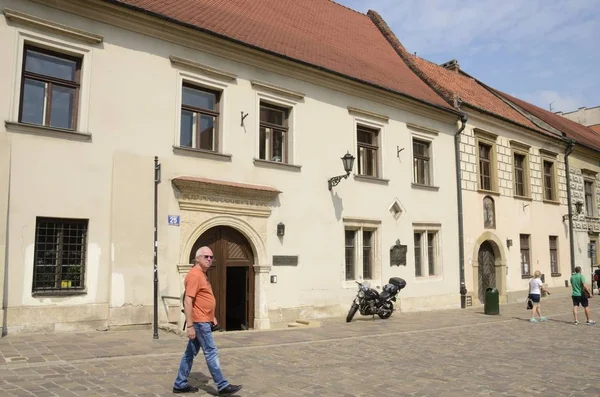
[200,255,214,260]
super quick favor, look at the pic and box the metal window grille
[32,217,88,293]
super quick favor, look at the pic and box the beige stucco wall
[458,114,569,304]
[0,0,463,332]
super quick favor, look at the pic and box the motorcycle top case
[388,277,407,290]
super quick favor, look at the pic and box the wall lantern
[277,222,285,237]
[506,239,512,248]
[563,201,584,221]
[327,151,355,191]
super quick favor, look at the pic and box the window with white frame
[259,101,290,163]
[414,227,440,277]
[180,83,221,151]
[549,236,559,275]
[344,220,379,281]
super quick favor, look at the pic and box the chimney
[441,59,460,72]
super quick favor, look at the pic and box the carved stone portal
[172,176,281,330]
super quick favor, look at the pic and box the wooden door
[478,241,496,303]
[189,226,255,330]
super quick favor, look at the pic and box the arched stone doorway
[471,232,506,304]
[189,226,255,331]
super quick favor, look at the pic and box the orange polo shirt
[184,266,216,323]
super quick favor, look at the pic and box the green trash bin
[484,287,499,315]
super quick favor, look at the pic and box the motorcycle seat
[379,290,391,300]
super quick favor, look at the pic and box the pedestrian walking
[570,266,596,326]
[528,270,550,323]
[173,246,242,395]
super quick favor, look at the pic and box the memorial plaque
[390,239,407,266]
[273,255,299,266]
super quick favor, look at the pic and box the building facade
[0,0,463,334]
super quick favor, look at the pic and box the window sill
[513,195,533,201]
[411,183,440,191]
[551,273,561,277]
[353,174,389,185]
[5,121,92,141]
[32,289,87,297]
[253,158,302,171]
[477,189,500,196]
[542,199,561,206]
[521,275,533,279]
[173,146,232,161]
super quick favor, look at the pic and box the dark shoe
[172,385,199,393]
[219,384,242,395]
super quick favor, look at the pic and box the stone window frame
[520,233,532,278]
[171,63,233,161]
[409,123,439,190]
[509,140,532,199]
[342,218,381,288]
[413,222,443,279]
[539,149,560,204]
[349,107,389,185]
[582,169,598,218]
[474,129,499,194]
[8,29,94,137]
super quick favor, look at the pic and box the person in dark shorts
[528,270,551,323]
[570,266,596,326]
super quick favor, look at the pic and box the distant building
[557,106,600,134]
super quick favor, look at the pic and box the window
[585,180,595,217]
[32,217,88,293]
[19,45,81,130]
[357,125,379,177]
[344,221,379,281]
[543,160,556,201]
[549,236,559,275]
[514,153,526,197]
[520,234,531,277]
[478,143,492,191]
[413,139,431,185]
[414,229,439,277]
[180,84,220,151]
[259,102,289,163]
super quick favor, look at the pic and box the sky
[337,0,600,114]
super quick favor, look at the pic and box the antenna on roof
[549,101,555,112]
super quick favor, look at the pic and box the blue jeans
[174,322,229,391]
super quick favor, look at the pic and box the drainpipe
[455,114,468,308]
[564,139,575,273]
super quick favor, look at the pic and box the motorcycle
[346,277,406,322]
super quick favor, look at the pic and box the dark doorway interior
[226,267,248,331]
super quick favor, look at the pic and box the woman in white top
[528,270,551,323]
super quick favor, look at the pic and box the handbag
[526,282,533,310]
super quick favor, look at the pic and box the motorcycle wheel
[346,303,359,323]
[377,302,393,319]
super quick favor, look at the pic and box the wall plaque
[273,255,299,266]
[390,239,407,266]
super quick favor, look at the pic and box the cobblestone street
[1,297,600,396]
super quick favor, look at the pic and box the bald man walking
[173,246,242,395]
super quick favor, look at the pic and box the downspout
[564,139,576,273]
[455,114,468,308]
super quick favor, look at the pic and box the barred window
[32,217,88,294]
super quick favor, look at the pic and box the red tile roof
[104,0,454,112]
[407,56,555,136]
[589,125,600,134]
[489,89,600,151]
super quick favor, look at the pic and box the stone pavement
[1,296,600,396]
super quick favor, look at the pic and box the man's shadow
[189,372,217,395]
